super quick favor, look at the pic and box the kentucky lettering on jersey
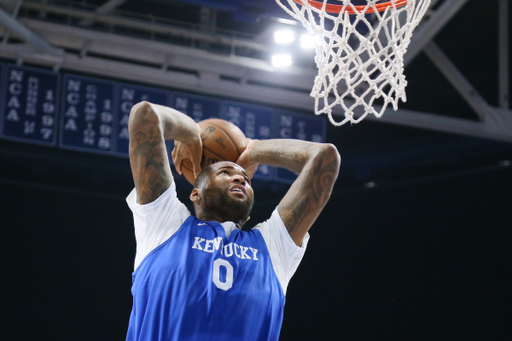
[126,216,286,341]
[192,236,259,260]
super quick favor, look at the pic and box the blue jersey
[126,215,286,341]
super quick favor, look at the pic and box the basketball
[181,118,247,185]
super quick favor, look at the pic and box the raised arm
[237,139,341,245]
[128,101,202,204]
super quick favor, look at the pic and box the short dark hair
[194,165,214,189]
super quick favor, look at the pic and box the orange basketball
[181,119,247,185]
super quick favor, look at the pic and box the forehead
[211,162,247,176]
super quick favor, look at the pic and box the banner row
[0,63,326,183]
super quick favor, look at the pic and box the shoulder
[254,209,310,249]
[252,209,310,294]
[127,181,179,211]
[127,181,191,270]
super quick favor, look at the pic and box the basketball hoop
[275,0,431,126]
[293,0,409,14]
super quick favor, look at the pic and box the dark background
[1,0,512,340]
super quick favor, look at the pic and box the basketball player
[125,101,340,341]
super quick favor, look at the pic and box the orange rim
[292,0,408,14]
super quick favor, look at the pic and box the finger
[176,158,184,175]
[173,151,183,175]
[191,151,202,178]
[171,146,177,164]
[191,139,203,178]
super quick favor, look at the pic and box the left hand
[236,138,260,179]
[171,136,203,178]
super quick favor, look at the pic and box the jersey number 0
[212,259,233,291]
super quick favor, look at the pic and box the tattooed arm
[128,101,202,204]
[237,139,341,245]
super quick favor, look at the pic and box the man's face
[201,162,254,225]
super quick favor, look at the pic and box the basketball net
[275,0,431,125]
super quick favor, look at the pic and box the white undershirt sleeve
[254,209,310,295]
[126,182,191,270]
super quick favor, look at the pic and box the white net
[275,0,431,125]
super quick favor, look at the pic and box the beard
[202,186,253,225]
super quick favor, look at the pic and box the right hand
[171,133,203,179]
[236,138,260,179]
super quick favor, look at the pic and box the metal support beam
[17,18,315,81]
[198,6,217,49]
[95,0,129,14]
[405,0,469,66]
[200,6,217,32]
[1,0,22,44]
[79,0,129,26]
[376,107,512,142]
[16,0,264,52]
[20,18,273,70]
[424,41,498,124]
[0,6,60,55]
[498,0,509,109]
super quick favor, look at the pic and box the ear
[190,188,201,203]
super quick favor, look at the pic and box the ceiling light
[271,54,292,67]
[274,30,295,44]
[301,34,316,48]
[275,18,298,26]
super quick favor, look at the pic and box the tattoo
[248,140,312,174]
[276,145,340,243]
[129,106,172,204]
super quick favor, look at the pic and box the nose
[231,173,246,185]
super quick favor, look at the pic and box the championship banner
[0,64,59,146]
[59,74,116,154]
